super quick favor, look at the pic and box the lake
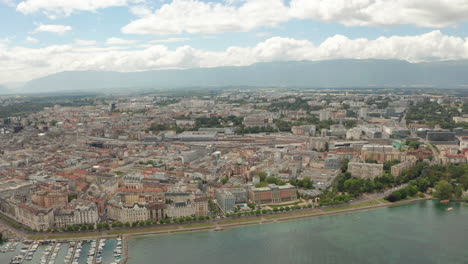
[128,200,468,264]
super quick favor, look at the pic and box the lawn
[107,226,178,235]
[183,223,214,229]
[267,201,302,209]
[221,217,262,225]
[264,210,321,220]
[323,200,381,212]
[378,198,390,204]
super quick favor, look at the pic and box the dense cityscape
[2,0,468,263]
[0,88,467,238]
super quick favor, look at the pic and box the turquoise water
[128,201,468,264]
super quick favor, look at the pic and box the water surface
[128,201,468,264]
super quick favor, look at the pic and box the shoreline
[121,197,428,263]
[126,198,428,239]
[5,197,431,264]
[20,197,429,242]
[5,198,431,264]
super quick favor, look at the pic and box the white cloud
[106,37,138,45]
[26,36,39,43]
[17,0,143,18]
[75,39,97,46]
[122,0,289,35]
[122,0,468,35]
[1,31,468,84]
[149,37,190,44]
[129,5,152,17]
[289,0,468,28]
[34,24,72,35]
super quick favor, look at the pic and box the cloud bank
[1,30,468,84]
[122,0,468,35]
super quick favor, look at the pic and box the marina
[0,238,123,264]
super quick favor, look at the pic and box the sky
[1,0,468,85]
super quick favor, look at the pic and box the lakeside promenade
[1,197,430,264]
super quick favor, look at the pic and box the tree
[258,172,267,182]
[221,177,228,185]
[344,179,363,197]
[407,185,418,197]
[454,184,463,199]
[460,174,468,190]
[340,159,349,173]
[433,181,453,199]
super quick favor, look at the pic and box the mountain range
[16,59,468,93]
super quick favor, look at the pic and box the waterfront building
[216,189,236,213]
[146,202,167,221]
[348,162,383,179]
[107,202,149,224]
[15,203,54,231]
[248,183,297,205]
[54,200,98,228]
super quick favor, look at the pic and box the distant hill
[20,59,468,93]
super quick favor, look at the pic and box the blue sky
[1,0,468,84]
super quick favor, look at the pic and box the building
[164,193,208,218]
[249,183,297,205]
[442,154,467,165]
[225,188,248,203]
[243,116,270,128]
[324,154,343,170]
[0,179,34,202]
[54,200,98,228]
[427,131,456,144]
[15,203,54,231]
[358,108,368,119]
[391,161,415,177]
[216,189,236,213]
[193,197,209,217]
[319,110,330,121]
[407,149,433,160]
[107,202,148,224]
[146,202,167,221]
[361,144,402,163]
[309,137,328,151]
[292,125,316,136]
[392,140,404,150]
[32,191,68,208]
[383,126,410,139]
[348,162,383,179]
[176,131,218,141]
